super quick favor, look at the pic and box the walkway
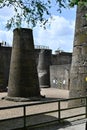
[0,88,86,130]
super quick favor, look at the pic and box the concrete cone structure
[37,49,52,88]
[7,28,40,99]
[69,6,87,106]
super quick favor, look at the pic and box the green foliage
[70,0,87,20]
[69,0,87,7]
[0,0,87,30]
[0,0,52,29]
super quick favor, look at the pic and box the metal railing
[0,96,87,129]
[35,45,49,49]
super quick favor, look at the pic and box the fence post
[58,100,61,123]
[23,106,26,129]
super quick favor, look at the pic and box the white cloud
[0,30,13,45]
[0,6,14,17]
[0,7,75,53]
[0,6,14,31]
[0,14,75,53]
[33,15,75,53]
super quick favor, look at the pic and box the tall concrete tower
[8,28,40,98]
[69,6,87,106]
[38,49,52,88]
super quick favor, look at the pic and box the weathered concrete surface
[8,28,40,98]
[52,52,72,65]
[37,49,52,88]
[0,47,11,90]
[69,6,87,106]
[0,44,72,91]
[50,64,70,90]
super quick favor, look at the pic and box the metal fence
[35,45,49,49]
[0,96,87,129]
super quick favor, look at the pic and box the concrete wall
[52,52,72,65]
[0,46,11,91]
[50,64,71,90]
[0,45,72,91]
[34,49,41,65]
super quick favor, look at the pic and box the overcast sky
[0,4,77,53]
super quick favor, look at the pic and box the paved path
[0,88,86,130]
[59,123,85,130]
[30,122,86,130]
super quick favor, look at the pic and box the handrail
[0,96,87,129]
[35,45,49,49]
[0,96,86,110]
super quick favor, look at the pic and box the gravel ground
[0,88,86,130]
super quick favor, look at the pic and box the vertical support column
[86,97,87,130]
[69,6,87,106]
[58,101,61,123]
[23,106,26,129]
[8,28,40,98]
[37,49,52,88]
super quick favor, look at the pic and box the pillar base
[3,95,45,102]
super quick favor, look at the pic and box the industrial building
[0,43,72,91]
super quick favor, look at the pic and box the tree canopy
[0,0,86,29]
